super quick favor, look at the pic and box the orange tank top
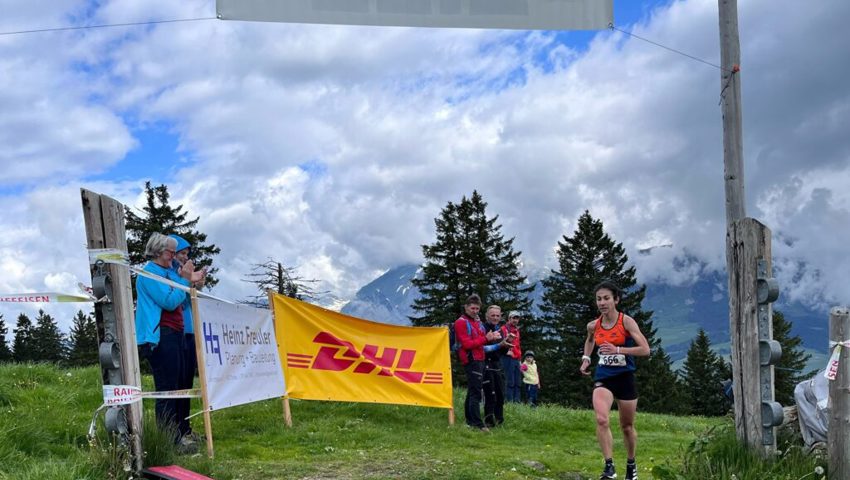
[593,312,629,346]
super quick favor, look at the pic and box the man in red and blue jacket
[455,293,502,431]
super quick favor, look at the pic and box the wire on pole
[0,17,216,37]
[608,22,734,73]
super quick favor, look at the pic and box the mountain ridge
[341,263,830,369]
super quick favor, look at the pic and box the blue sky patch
[299,159,328,178]
[85,122,188,184]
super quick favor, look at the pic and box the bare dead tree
[241,258,323,308]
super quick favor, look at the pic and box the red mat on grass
[142,465,213,480]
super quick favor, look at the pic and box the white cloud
[0,1,136,184]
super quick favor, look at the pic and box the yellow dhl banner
[272,294,452,409]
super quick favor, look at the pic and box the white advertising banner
[216,0,613,31]
[196,298,286,410]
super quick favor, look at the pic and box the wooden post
[191,289,215,458]
[282,397,293,427]
[718,0,746,224]
[267,289,294,427]
[727,218,774,454]
[80,189,144,472]
[829,307,850,478]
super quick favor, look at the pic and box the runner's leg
[592,386,615,459]
[618,399,638,459]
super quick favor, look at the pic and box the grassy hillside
[0,363,820,479]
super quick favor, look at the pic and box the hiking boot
[625,461,637,480]
[176,435,199,455]
[599,461,616,479]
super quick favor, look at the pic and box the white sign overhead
[196,298,286,411]
[216,0,613,31]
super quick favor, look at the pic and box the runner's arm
[622,315,651,357]
[579,321,596,375]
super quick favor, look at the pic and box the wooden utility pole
[717,0,783,454]
[829,307,850,478]
[81,189,143,472]
[718,0,745,224]
[727,219,776,453]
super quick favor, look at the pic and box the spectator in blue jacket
[136,233,203,450]
[168,234,206,443]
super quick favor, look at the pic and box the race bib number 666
[599,354,627,367]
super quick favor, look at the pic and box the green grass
[0,363,822,479]
[652,424,827,480]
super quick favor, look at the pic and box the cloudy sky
[1,0,848,336]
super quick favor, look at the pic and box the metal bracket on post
[98,342,121,369]
[759,340,781,366]
[761,401,784,428]
[105,405,129,440]
[92,262,126,440]
[757,259,783,444]
[757,275,779,305]
[92,261,114,302]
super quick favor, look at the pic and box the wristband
[581,355,591,363]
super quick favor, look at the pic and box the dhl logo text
[286,332,443,385]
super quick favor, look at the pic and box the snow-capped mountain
[340,264,422,325]
[341,263,830,367]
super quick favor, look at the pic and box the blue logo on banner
[203,322,222,365]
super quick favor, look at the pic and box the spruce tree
[539,210,679,410]
[681,329,731,416]
[68,310,99,367]
[0,315,12,362]
[772,310,812,406]
[410,192,533,384]
[640,344,689,414]
[12,313,36,362]
[125,182,221,288]
[410,191,533,327]
[32,310,65,363]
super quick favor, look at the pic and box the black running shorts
[593,371,637,401]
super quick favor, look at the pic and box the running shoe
[625,462,637,480]
[599,462,616,479]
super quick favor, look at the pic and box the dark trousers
[502,356,522,402]
[144,326,185,442]
[177,333,197,436]
[525,383,539,406]
[483,363,505,427]
[463,361,485,428]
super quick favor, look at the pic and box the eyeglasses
[164,249,176,255]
